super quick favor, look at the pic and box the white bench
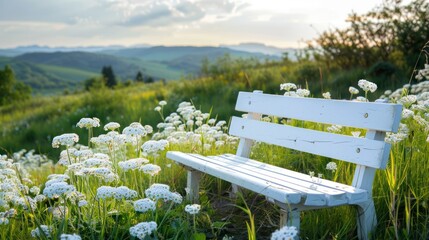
[167,91,402,239]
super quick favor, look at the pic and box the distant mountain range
[0,43,295,94]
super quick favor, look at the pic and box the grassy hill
[0,46,281,95]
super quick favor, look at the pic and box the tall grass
[1,61,428,239]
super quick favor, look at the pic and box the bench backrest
[229,91,402,187]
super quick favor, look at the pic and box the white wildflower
[326,162,337,172]
[271,225,298,240]
[141,140,169,156]
[30,186,40,195]
[185,204,201,215]
[358,79,377,93]
[296,88,310,97]
[77,117,100,129]
[78,200,88,207]
[49,206,68,220]
[398,95,418,107]
[31,225,52,238]
[122,122,147,137]
[170,192,183,204]
[60,233,82,240]
[322,92,331,99]
[96,186,116,200]
[349,87,359,95]
[402,109,414,119]
[129,221,157,240]
[52,133,79,148]
[43,182,75,199]
[280,83,297,91]
[145,184,171,201]
[134,198,156,213]
[118,158,149,171]
[140,164,161,176]
[114,186,137,200]
[104,122,120,131]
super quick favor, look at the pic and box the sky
[0,0,385,49]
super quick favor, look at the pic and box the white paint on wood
[230,117,388,169]
[280,209,301,233]
[220,154,368,205]
[235,92,402,132]
[233,90,263,196]
[187,170,201,203]
[167,151,303,204]
[356,200,377,240]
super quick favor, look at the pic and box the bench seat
[167,151,369,207]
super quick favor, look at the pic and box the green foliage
[0,65,31,106]
[101,66,117,88]
[135,71,144,82]
[84,76,106,91]
[309,0,429,75]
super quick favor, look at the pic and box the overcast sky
[0,0,385,48]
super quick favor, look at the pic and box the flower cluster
[31,225,53,238]
[129,221,157,240]
[60,234,82,240]
[134,198,156,213]
[326,162,337,172]
[185,204,201,215]
[96,186,137,200]
[118,158,149,171]
[152,102,238,149]
[271,225,298,240]
[141,140,169,156]
[280,82,311,98]
[140,164,162,176]
[358,79,377,93]
[43,182,75,199]
[123,122,150,137]
[104,122,120,131]
[76,117,100,129]
[0,209,16,225]
[144,184,182,203]
[415,64,429,81]
[52,133,79,148]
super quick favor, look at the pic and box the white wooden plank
[229,117,388,169]
[219,154,368,205]
[205,155,331,206]
[236,91,402,132]
[186,170,201,202]
[166,151,303,204]
[233,90,263,196]
[352,130,387,193]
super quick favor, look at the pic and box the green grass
[37,64,97,82]
[0,62,428,239]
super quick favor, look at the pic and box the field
[1,55,429,240]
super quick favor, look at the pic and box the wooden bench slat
[219,154,368,205]
[236,91,402,132]
[208,155,349,206]
[229,117,390,169]
[202,155,330,206]
[167,151,303,204]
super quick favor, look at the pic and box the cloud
[119,0,248,27]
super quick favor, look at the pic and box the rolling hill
[0,45,283,95]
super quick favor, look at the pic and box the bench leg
[230,184,241,199]
[186,170,201,203]
[279,208,300,232]
[356,200,377,240]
